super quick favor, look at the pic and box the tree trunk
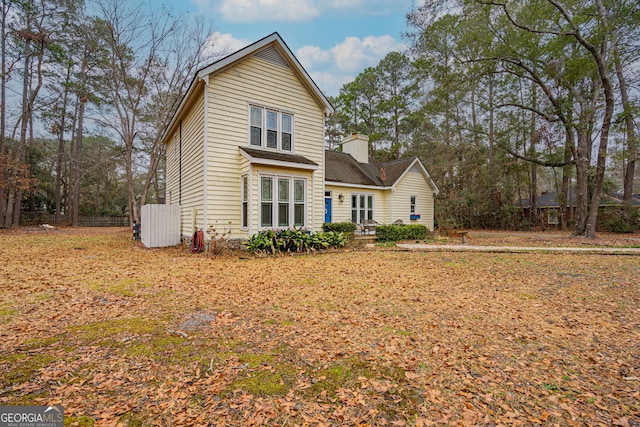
[0,0,9,227]
[583,0,616,238]
[559,135,572,230]
[574,129,590,235]
[72,97,85,227]
[529,82,538,228]
[55,64,72,224]
[125,141,138,224]
[612,42,637,202]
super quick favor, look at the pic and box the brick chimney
[341,133,369,164]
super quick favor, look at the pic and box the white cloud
[201,32,252,61]
[194,0,410,23]
[297,35,406,95]
[198,32,405,95]
[308,70,354,98]
[218,0,320,23]
[324,0,412,16]
[296,45,332,68]
[211,32,252,53]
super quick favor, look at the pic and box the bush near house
[376,224,430,242]
[244,228,347,254]
[323,222,357,234]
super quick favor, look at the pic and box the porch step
[355,234,377,243]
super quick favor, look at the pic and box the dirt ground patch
[0,227,639,426]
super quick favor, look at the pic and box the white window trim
[241,175,249,230]
[351,192,374,224]
[410,195,417,214]
[259,174,307,229]
[248,104,294,152]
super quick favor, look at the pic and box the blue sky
[162,0,416,97]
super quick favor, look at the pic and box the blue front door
[324,197,332,223]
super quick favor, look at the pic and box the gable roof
[325,150,439,193]
[162,32,333,143]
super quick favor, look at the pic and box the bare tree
[94,0,214,224]
[138,18,216,208]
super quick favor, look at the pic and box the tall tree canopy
[330,0,639,235]
[0,0,216,228]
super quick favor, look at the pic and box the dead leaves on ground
[0,228,639,425]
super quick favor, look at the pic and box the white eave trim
[390,158,440,195]
[325,181,392,191]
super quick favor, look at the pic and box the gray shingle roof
[240,146,318,166]
[325,150,419,187]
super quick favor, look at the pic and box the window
[267,111,278,149]
[278,178,290,227]
[250,106,262,146]
[294,179,305,226]
[248,106,293,151]
[548,209,558,225]
[282,114,292,151]
[351,193,374,224]
[260,175,306,228]
[241,176,248,228]
[410,196,417,214]
[260,177,273,227]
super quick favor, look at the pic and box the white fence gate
[141,204,181,248]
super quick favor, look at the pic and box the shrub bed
[376,224,429,242]
[244,228,347,254]
[323,222,357,234]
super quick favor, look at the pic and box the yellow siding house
[162,33,438,240]
[162,33,333,239]
[325,134,439,230]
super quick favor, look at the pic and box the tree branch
[501,141,574,167]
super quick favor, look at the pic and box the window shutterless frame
[351,193,374,224]
[259,174,306,228]
[248,105,294,152]
[241,175,249,229]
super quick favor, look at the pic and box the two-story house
[161,33,438,240]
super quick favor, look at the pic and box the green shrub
[605,204,640,233]
[244,228,347,254]
[323,222,357,233]
[376,224,429,242]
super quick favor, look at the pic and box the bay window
[260,175,306,228]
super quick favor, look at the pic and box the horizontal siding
[165,89,204,237]
[324,185,389,224]
[205,54,326,238]
[392,166,435,230]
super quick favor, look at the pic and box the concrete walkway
[393,243,640,255]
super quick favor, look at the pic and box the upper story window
[410,196,417,213]
[249,105,293,152]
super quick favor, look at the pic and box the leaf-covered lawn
[1,228,638,426]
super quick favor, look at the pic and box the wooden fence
[20,212,130,227]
